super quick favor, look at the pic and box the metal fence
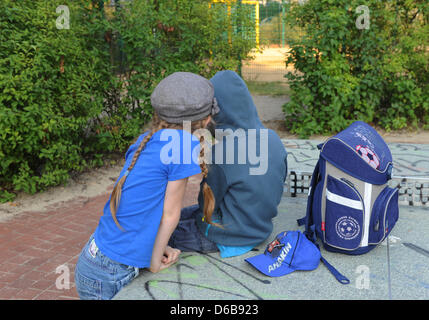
[240,0,298,82]
[285,171,429,207]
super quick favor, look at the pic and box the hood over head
[210,70,264,130]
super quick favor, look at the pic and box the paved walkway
[0,174,201,300]
[0,141,428,300]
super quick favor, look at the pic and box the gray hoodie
[196,70,288,246]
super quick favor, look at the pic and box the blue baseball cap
[245,230,321,277]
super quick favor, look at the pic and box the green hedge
[283,0,429,138]
[0,0,256,202]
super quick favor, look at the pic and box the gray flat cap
[151,72,220,124]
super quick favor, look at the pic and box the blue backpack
[298,121,399,283]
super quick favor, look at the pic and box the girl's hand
[161,246,181,266]
[149,246,181,273]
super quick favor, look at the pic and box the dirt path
[242,47,293,82]
[0,163,123,223]
[0,160,202,224]
[251,94,429,144]
[263,119,429,145]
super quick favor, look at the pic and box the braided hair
[198,134,222,228]
[109,113,217,230]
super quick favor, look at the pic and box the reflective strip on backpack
[326,189,363,210]
[362,182,372,247]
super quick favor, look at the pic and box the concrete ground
[115,197,429,300]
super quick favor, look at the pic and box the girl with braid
[74,72,220,300]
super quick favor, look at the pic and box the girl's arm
[149,177,188,273]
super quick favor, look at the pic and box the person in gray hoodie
[168,70,288,258]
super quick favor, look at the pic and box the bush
[0,1,113,202]
[283,0,429,138]
[0,0,256,202]
[103,0,256,148]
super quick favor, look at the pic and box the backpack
[298,121,399,283]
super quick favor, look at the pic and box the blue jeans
[74,234,139,300]
[168,205,219,253]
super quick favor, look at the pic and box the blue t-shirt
[216,244,254,258]
[204,222,255,258]
[94,129,201,268]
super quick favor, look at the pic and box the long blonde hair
[110,113,217,230]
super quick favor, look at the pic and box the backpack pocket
[323,175,364,250]
[369,186,399,244]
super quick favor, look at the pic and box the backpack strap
[297,143,324,228]
[308,225,351,285]
[320,255,350,284]
[297,159,320,234]
[297,159,350,285]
